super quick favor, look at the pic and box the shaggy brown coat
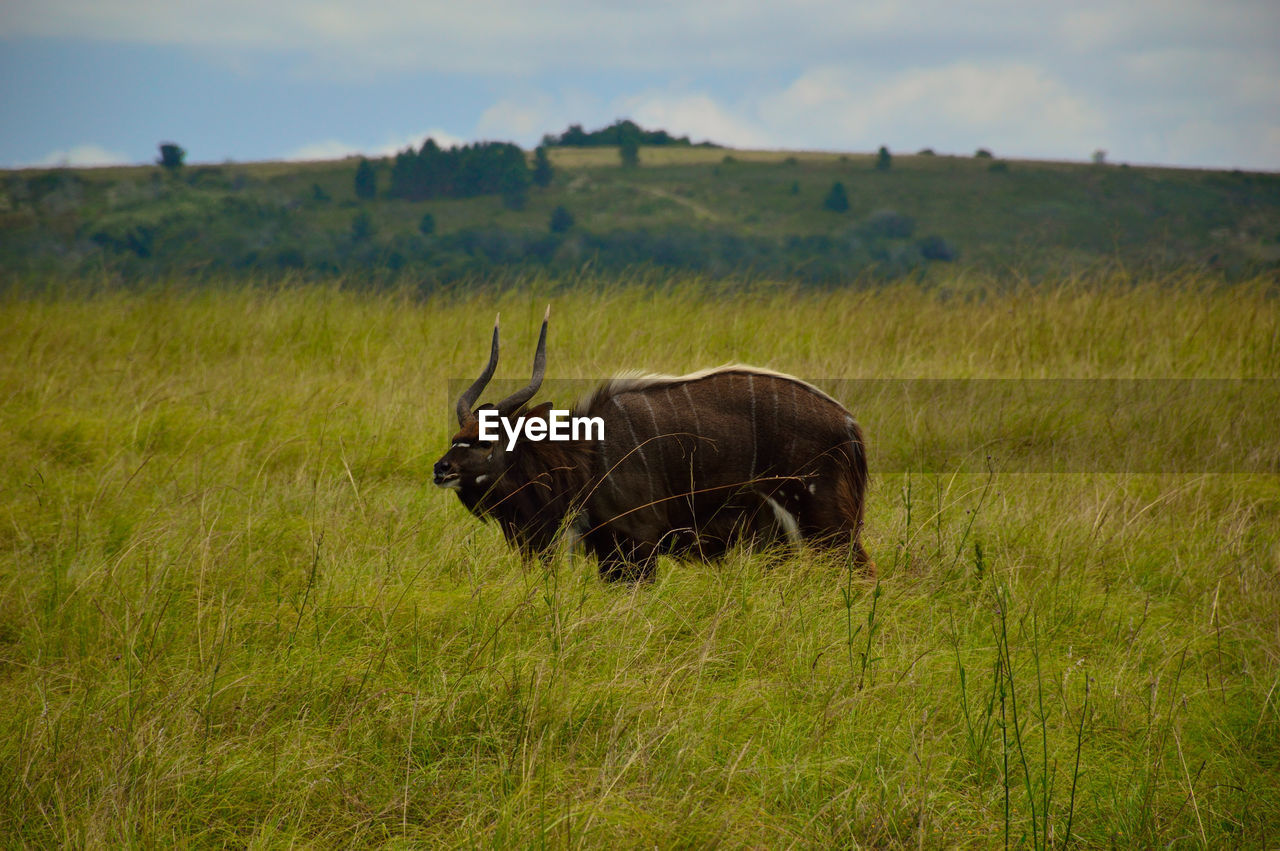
[439,365,871,580]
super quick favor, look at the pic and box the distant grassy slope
[1,278,1277,846]
[554,147,1280,269]
[3,146,1278,280]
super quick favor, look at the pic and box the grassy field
[2,275,1279,846]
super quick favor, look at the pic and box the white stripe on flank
[747,373,757,481]
[681,384,702,435]
[770,380,780,439]
[613,397,655,511]
[599,435,616,498]
[661,386,680,462]
[639,393,666,502]
[615,397,650,473]
[640,393,662,451]
[677,384,702,501]
[790,381,801,423]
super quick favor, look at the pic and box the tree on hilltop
[823,181,849,212]
[619,138,639,168]
[619,124,640,168]
[354,158,377,200]
[532,146,554,187]
[157,142,185,171]
[542,119,713,148]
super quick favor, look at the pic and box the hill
[3,144,1278,285]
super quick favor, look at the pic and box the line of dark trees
[541,120,720,149]
[76,199,958,285]
[387,140,530,203]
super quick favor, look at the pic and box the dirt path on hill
[630,184,722,222]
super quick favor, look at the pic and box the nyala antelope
[433,308,871,580]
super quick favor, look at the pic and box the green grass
[2,276,1279,846]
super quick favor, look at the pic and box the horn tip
[543,304,550,321]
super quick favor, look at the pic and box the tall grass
[1,275,1278,846]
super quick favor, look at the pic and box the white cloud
[466,51,1276,167]
[1058,1,1278,54]
[756,63,1108,156]
[285,139,368,162]
[475,93,605,146]
[618,92,773,149]
[6,1,1268,78]
[285,128,467,161]
[4,1,1279,169]
[555,63,1107,159]
[1157,118,1280,171]
[468,61,1110,158]
[1,1,703,74]
[34,144,131,167]
[472,89,773,150]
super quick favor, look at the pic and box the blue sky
[2,1,1277,170]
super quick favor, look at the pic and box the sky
[1,1,1277,171]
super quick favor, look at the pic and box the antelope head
[432,306,549,491]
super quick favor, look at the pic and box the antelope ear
[522,401,556,422]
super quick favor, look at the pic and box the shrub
[311,183,331,203]
[274,246,305,268]
[354,158,377,200]
[988,160,1009,173]
[862,209,916,239]
[549,205,575,234]
[186,167,226,188]
[974,148,994,159]
[418,212,435,236]
[502,186,528,211]
[918,234,958,261]
[620,136,640,168]
[822,181,850,213]
[350,210,373,242]
[876,146,892,171]
[917,148,936,156]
